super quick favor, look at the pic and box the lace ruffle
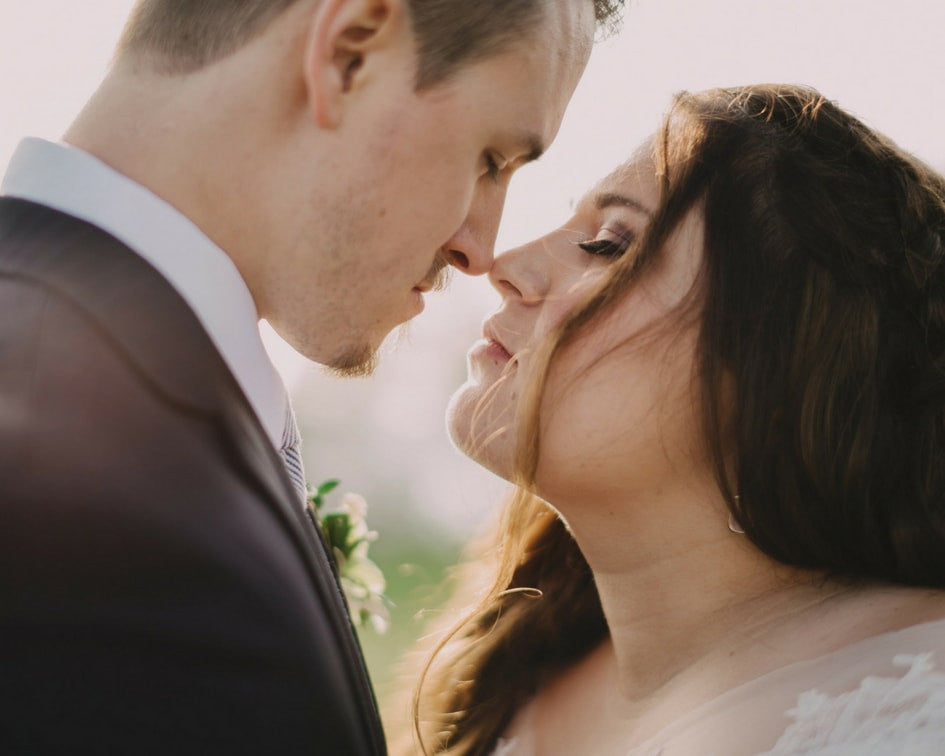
[763,653,945,754]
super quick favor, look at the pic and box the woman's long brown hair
[403,85,945,754]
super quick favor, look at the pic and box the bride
[408,84,945,754]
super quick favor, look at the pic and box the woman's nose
[488,235,555,305]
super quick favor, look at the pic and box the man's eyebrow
[594,192,654,216]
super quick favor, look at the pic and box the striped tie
[280,400,307,507]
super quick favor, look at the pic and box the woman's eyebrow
[594,192,654,217]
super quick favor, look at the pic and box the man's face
[260,1,596,373]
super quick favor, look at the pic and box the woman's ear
[302,0,407,129]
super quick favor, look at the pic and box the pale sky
[3,1,944,534]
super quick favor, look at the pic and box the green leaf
[317,479,340,496]
[307,479,341,511]
[321,513,354,558]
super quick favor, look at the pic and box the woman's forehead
[580,147,659,216]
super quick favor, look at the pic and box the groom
[0,0,620,753]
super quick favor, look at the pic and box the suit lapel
[0,198,385,752]
[220,391,385,753]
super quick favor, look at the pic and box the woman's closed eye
[577,229,635,259]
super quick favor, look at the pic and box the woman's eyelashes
[577,229,636,258]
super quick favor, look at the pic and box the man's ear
[303,0,407,129]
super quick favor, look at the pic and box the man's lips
[415,255,453,294]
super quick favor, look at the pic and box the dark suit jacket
[0,198,386,755]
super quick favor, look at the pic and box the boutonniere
[307,480,390,634]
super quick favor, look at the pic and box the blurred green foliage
[355,534,463,734]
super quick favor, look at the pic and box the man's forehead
[513,7,597,161]
[541,0,596,62]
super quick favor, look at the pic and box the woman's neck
[557,484,845,704]
[526,481,945,753]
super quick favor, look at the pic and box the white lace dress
[492,617,945,755]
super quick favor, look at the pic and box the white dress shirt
[0,137,288,451]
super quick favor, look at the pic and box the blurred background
[4,0,945,730]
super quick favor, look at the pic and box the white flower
[339,492,368,520]
[308,481,390,635]
[345,552,386,595]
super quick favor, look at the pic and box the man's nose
[442,190,506,276]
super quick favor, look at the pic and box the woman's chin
[444,386,483,458]
[445,386,514,481]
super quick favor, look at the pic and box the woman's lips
[472,321,514,363]
[468,338,512,363]
[486,338,513,361]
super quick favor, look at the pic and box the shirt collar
[1,137,288,450]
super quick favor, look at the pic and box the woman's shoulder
[763,647,945,754]
[665,592,945,755]
[488,590,945,755]
[758,596,945,753]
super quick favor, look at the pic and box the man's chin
[322,319,417,377]
[326,344,378,378]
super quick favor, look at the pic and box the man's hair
[117,0,624,87]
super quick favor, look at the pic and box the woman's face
[447,148,711,503]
